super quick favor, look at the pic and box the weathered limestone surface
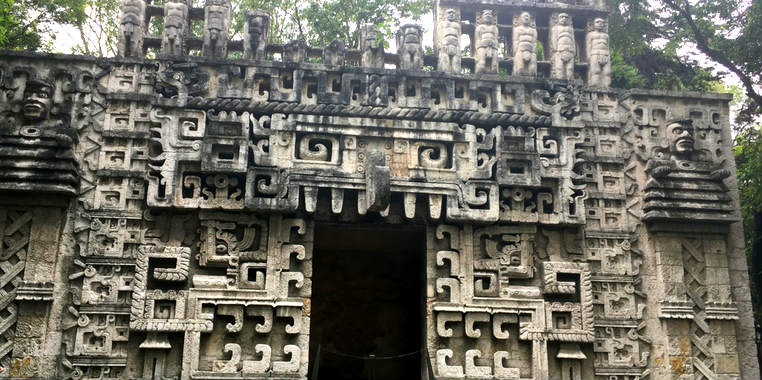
[0,0,757,379]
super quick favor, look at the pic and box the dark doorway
[308,224,425,380]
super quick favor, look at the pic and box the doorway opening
[308,224,425,380]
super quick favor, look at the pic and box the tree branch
[6,12,46,44]
[77,24,91,55]
[662,0,762,108]
[293,4,306,42]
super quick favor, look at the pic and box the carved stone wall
[0,0,757,379]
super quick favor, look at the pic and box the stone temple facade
[0,0,758,379]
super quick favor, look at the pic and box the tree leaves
[0,0,87,51]
[72,0,120,57]
[234,0,429,48]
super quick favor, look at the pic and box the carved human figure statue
[244,10,270,60]
[550,12,576,80]
[397,24,423,70]
[284,40,307,63]
[161,1,189,58]
[360,24,384,68]
[512,11,537,76]
[323,40,346,66]
[586,17,611,87]
[117,0,145,57]
[436,7,461,73]
[474,10,499,74]
[203,0,231,59]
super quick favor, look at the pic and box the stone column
[5,203,73,378]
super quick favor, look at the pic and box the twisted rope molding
[184,97,554,127]
[682,240,717,380]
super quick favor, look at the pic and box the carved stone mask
[120,2,142,35]
[520,12,532,26]
[206,6,226,36]
[446,8,457,22]
[480,10,495,24]
[248,16,264,46]
[403,26,420,44]
[165,11,185,41]
[667,121,695,156]
[594,18,606,31]
[558,13,570,26]
[364,27,379,49]
[22,81,53,121]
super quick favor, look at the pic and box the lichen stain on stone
[680,337,691,355]
[670,356,687,377]
[668,338,692,377]
[9,357,33,378]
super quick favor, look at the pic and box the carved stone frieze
[0,0,756,379]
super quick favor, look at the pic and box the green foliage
[300,0,429,48]
[610,51,644,89]
[71,0,120,56]
[669,0,762,80]
[233,0,429,48]
[0,0,87,51]
[606,0,724,92]
[735,126,762,249]
[734,123,762,339]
